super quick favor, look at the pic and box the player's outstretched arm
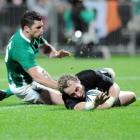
[97,83,120,109]
[73,92,109,111]
[41,40,71,58]
[27,66,58,89]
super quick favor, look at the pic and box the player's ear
[24,25,30,33]
[67,80,72,87]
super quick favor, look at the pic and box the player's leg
[0,89,13,101]
[39,89,64,105]
[0,90,6,101]
[11,82,64,105]
[32,82,64,105]
[118,91,136,106]
[113,91,136,107]
[21,88,63,105]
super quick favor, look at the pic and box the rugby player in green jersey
[0,11,70,104]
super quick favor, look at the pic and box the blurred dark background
[0,0,140,57]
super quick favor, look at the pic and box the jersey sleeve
[12,44,37,70]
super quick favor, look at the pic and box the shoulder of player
[76,69,97,78]
[11,30,30,47]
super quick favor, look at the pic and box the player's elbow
[109,83,120,98]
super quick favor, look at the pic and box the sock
[5,89,13,98]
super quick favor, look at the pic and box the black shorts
[112,97,121,107]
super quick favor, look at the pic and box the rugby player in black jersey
[58,68,136,110]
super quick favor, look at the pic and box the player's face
[29,20,44,38]
[64,80,85,98]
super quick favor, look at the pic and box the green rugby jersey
[5,29,46,88]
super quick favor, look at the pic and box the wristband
[105,96,116,107]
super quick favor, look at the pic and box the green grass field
[0,55,140,140]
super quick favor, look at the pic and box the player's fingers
[104,91,108,96]
[103,95,110,101]
[97,92,104,99]
[101,93,108,101]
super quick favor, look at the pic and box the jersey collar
[20,29,31,43]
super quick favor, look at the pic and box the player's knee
[129,91,136,102]
[121,91,136,106]
[128,91,136,105]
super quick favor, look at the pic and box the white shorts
[9,81,55,104]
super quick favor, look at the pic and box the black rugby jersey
[62,69,113,109]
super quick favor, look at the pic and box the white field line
[1,76,140,82]
[0,104,45,110]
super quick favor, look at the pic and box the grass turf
[0,55,140,140]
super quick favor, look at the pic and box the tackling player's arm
[41,39,71,58]
[27,66,58,89]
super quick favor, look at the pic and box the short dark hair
[20,11,42,29]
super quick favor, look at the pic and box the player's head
[58,75,85,98]
[21,11,44,38]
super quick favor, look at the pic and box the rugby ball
[86,89,102,102]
